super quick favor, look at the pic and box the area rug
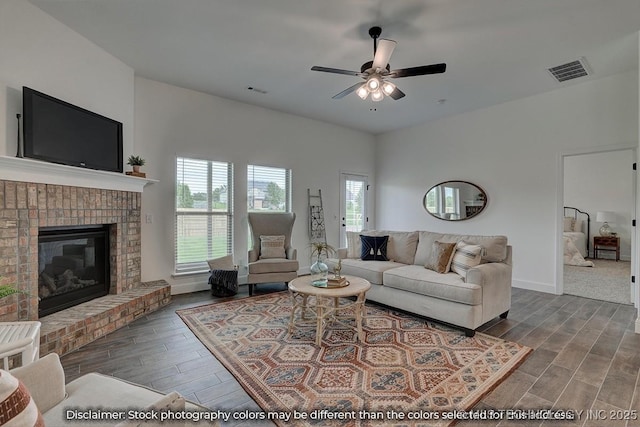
[177,292,531,426]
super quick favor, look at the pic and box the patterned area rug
[177,292,531,426]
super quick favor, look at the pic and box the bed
[563,207,592,266]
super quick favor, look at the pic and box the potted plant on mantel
[127,155,146,178]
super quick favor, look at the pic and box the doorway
[339,173,369,247]
[561,148,636,305]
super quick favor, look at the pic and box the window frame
[247,164,292,213]
[175,156,234,274]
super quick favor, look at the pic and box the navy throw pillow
[360,235,389,261]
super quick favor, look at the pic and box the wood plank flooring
[60,284,640,427]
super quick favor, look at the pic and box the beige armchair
[247,212,299,296]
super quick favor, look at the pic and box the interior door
[340,173,368,247]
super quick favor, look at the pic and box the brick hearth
[0,177,170,358]
[39,280,170,356]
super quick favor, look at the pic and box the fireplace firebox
[38,225,111,317]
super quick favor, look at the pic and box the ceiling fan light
[371,89,384,102]
[382,81,396,96]
[356,85,369,100]
[366,76,380,92]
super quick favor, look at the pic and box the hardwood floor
[60,284,640,427]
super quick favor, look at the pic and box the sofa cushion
[346,230,381,259]
[325,258,405,285]
[248,258,299,274]
[0,369,44,427]
[346,231,362,258]
[415,231,508,265]
[382,231,419,264]
[383,265,482,305]
[360,235,389,261]
[424,241,456,273]
[450,241,483,279]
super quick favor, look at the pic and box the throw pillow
[424,241,457,273]
[346,231,362,259]
[259,235,286,259]
[360,235,389,261]
[0,369,44,427]
[563,217,575,232]
[573,219,583,232]
[450,241,483,279]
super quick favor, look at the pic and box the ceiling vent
[548,58,590,83]
[247,86,268,94]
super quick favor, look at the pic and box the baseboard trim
[512,279,557,295]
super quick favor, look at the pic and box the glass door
[340,173,368,247]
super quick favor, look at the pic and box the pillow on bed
[573,219,583,232]
[563,217,575,232]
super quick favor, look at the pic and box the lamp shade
[596,211,615,223]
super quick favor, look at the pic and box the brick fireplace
[0,158,170,357]
[0,179,142,320]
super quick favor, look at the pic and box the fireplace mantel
[0,156,157,192]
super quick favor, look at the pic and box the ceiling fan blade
[388,87,406,100]
[372,39,396,71]
[311,66,363,77]
[389,63,446,78]
[332,82,364,99]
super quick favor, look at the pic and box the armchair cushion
[259,235,286,259]
[248,258,299,274]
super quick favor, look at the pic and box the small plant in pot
[127,155,146,173]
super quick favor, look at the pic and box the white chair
[0,321,41,369]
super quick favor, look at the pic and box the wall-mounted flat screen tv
[23,87,123,173]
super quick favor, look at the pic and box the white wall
[0,0,134,158]
[564,150,634,260]
[376,70,638,293]
[134,77,375,292]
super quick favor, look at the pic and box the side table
[593,236,620,261]
[0,321,41,369]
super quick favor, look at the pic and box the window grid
[247,165,291,213]
[175,157,233,273]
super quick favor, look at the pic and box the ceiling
[30,0,640,135]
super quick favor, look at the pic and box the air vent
[548,58,590,82]
[247,86,268,94]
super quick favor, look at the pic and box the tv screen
[23,87,123,173]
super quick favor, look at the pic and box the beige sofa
[326,230,512,336]
[11,353,215,427]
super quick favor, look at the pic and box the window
[175,157,233,273]
[247,165,291,212]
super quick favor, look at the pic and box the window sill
[172,270,210,278]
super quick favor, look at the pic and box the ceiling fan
[311,26,446,101]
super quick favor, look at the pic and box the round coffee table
[287,275,371,346]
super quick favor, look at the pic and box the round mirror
[423,181,487,221]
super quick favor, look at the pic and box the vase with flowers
[309,242,335,286]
